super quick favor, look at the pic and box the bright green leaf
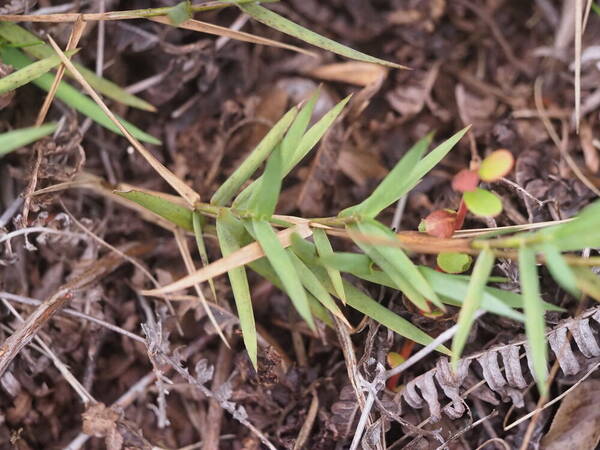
[0,48,79,94]
[280,88,319,160]
[115,190,193,230]
[0,22,155,111]
[246,144,283,219]
[252,219,315,329]
[519,245,548,396]
[437,252,473,274]
[451,248,495,367]
[313,228,346,303]
[239,3,405,69]
[233,95,350,209]
[0,123,57,156]
[343,132,432,218]
[0,47,161,145]
[571,267,600,302]
[216,211,257,367]
[463,188,503,217]
[211,107,297,206]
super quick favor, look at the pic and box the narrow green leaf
[543,200,600,251]
[0,48,79,94]
[168,1,192,25]
[280,88,319,159]
[0,123,57,156]
[246,144,283,218]
[290,231,319,264]
[313,228,346,303]
[216,211,257,367]
[288,251,347,322]
[354,220,444,310]
[233,95,350,209]
[342,280,450,354]
[211,107,297,206]
[252,219,315,329]
[542,244,580,298]
[115,190,193,230]
[239,3,404,69]
[193,211,218,304]
[451,248,495,366]
[247,251,333,327]
[0,22,156,111]
[437,252,473,274]
[519,245,548,396]
[344,132,432,217]
[463,188,503,217]
[0,47,161,145]
[319,251,373,275]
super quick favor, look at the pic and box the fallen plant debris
[1,1,600,449]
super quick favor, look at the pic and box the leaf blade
[0,123,57,156]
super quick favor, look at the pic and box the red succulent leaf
[422,209,457,238]
[452,169,479,192]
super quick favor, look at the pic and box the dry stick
[46,36,201,207]
[0,242,150,377]
[292,390,319,450]
[203,341,234,450]
[36,16,86,125]
[534,77,600,197]
[174,228,229,346]
[59,200,184,335]
[574,0,583,132]
[0,291,145,343]
[1,298,95,404]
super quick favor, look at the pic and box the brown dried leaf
[307,62,387,87]
[540,379,600,450]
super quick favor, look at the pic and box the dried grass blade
[46,36,200,206]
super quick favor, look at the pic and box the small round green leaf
[478,149,514,182]
[437,252,473,274]
[463,188,502,217]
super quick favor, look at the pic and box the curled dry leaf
[540,379,600,450]
[421,209,457,238]
[398,307,600,422]
[452,169,479,193]
[307,62,388,87]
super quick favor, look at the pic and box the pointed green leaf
[463,188,503,217]
[319,251,373,275]
[341,280,450,354]
[193,211,218,303]
[353,219,444,310]
[115,190,193,230]
[542,244,580,298]
[0,48,79,94]
[216,211,257,367]
[247,253,333,327]
[233,95,350,209]
[252,219,314,329]
[519,245,548,396]
[239,3,404,68]
[0,22,155,111]
[451,248,495,366]
[0,123,57,156]
[280,88,319,159]
[542,201,600,251]
[211,106,297,206]
[343,132,432,217]
[0,47,161,145]
[288,251,347,322]
[437,252,473,274]
[246,144,283,218]
[313,228,346,303]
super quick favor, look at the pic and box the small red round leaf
[422,209,457,238]
[478,149,514,182]
[452,169,480,192]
